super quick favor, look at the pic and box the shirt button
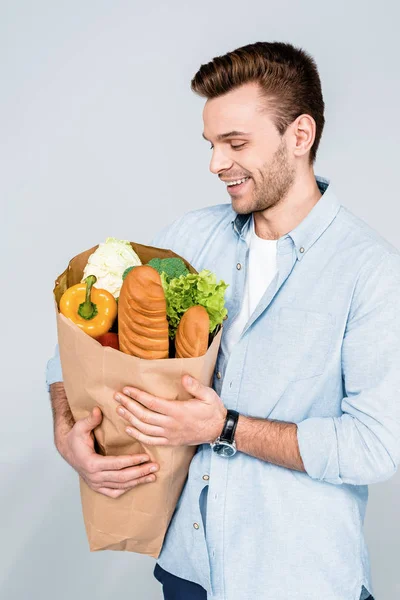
[202,474,210,481]
[236,262,242,270]
[300,247,305,253]
[216,371,222,379]
[193,522,200,529]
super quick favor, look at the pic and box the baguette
[118,265,169,359]
[175,305,210,358]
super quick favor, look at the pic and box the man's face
[202,82,296,215]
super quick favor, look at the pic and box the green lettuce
[160,269,229,339]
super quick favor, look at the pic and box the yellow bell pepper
[59,275,118,338]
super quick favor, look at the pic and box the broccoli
[147,257,189,282]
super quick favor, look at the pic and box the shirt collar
[231,175,341,261]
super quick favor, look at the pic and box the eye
[209,142,246,150]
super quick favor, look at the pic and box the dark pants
[153,563,207,599]
[153,563,374,600]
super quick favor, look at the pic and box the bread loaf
[118,265,169,359]
[175,305,210,358]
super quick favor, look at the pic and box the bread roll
[175,305,210,358]
[118,265,169,359]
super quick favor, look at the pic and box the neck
[253,171,322,240]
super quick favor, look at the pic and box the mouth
[225,176,250,195]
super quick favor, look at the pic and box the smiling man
[46,42,400,600]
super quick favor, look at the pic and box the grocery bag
[53,241,223,556]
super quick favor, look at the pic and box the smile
[226,177,249,187]
[226,177,250,194]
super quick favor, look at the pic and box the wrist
[210,409,239,457]
[54,424,72,457]
[233,414,248,453]
[208,406,228,443]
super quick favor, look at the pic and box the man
[46,42,400,599]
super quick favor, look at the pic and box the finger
[78,406,103,433]
[89,453,150,472]
[115,396,171,427]
[120,411,168,439]
[119,387,174,416]
[96,472,156,497]
[125,425,169,446]
[93,463,159,484]
[182,375,214,403]
[100,473,157,489]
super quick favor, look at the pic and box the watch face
[213,441,236,457]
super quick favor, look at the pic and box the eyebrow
[202,130,251,142]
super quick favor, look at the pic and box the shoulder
[163,203,234,233]
[332,204,400,289]
[150,203,234,256]
[337,204,400,260]
[334,206,400,305]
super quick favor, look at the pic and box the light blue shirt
[46,176,400,599]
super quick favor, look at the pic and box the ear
[291,114,316,159]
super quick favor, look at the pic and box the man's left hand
[114,375,228,447]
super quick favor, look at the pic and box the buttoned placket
[205,227,300,600]
[203,225,250,599]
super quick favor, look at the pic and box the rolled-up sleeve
[297,251,400,485]
[45,344,63,392]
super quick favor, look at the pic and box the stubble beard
[233,138,296,215]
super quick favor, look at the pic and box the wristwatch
[210,409,239,457]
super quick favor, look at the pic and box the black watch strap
[219,409,239,443]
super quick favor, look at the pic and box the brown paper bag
[53,242,223,556]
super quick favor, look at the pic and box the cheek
[240,152,261,178]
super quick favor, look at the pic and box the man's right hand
[57,406,159,498]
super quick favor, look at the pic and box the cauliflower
[82,237,142,298]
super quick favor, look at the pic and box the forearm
[49,382,75,451]
[235,415,306,472]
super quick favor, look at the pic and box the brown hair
[191,41,325,165]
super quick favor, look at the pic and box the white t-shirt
[224,213,278,356]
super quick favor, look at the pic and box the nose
[209,147,233,175]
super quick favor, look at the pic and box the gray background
[2,1,399,599]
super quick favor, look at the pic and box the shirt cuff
[45,344,63,392]
[296,417,343,485]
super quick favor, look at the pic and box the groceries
[118,265,170,359]
[95,332,119,350]
[146,257,190,281]
[82,237,142,298]
[52,239,227,556]
[160,267,228,340]
[175,305,210,358]
[59,275,118,338]
[59,238,228,359]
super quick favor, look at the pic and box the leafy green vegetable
[147,257,189,282]
[160,269,229,339]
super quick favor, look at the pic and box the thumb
[82,406,102,431]
[182,375,212,402]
